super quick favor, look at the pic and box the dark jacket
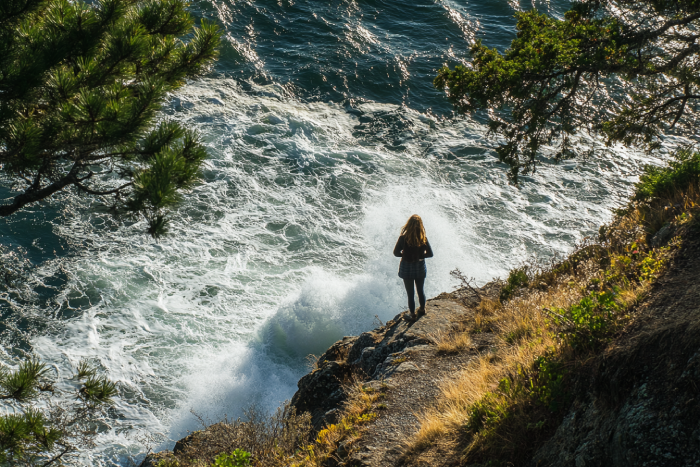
[393,235,433,262]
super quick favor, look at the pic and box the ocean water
[0,0,664,464]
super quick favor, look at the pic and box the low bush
[213,449,252,467]
[162,404,312,467]
[499,267,530,301]
[548,289,623,352]
[158,378,382,467]
[633,149,700,202]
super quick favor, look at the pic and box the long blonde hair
[401,214,427,247]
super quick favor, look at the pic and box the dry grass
[163,403,312,467]
[476,298,499,315]
[433,331,472,355]
[305,354,320,372]
[412,279,586,452]
[344,380,380,418]
[296,379,380,467]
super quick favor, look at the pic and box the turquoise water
[0,1,661,464]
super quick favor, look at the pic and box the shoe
[405,311,417,321]
[416,306,426,317]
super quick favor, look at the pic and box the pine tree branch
[671,88,690,127]
[637,11,700,41]
[42,446,72,467]
[75,181,132,196]
[0,162,83,216]
[0,0,220,231]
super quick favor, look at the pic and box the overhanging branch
[75,181,133,196]
[0,163,83,216]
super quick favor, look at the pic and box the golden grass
[411,415,450,451]
[344,380,380,417]
[476,298,500,315]
[434,331,472,354]
[305,353,320,372]
[412,279,586,451]
[293,379,380,467]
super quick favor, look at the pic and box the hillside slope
[531,227,700,467]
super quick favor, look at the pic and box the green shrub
[213,449,251,467]
[549,289,622,351]
[500,267,530,301]
[466,356,567,438]
[639,248,668,282]
[467,389,511,434]
[633,149,700,202]
[532,356,567,412]
[169,404,311,467]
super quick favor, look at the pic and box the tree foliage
[435,0,700,180]
[0,0,221,236]
[0,358,117,466]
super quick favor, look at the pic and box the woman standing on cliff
[394,214,433,320]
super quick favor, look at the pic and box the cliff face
[531,231,700,467]
[290,280,507,433]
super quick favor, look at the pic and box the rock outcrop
[140,296,484,467]
[290,299,472,431]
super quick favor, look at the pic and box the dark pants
[403,277,426,313]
